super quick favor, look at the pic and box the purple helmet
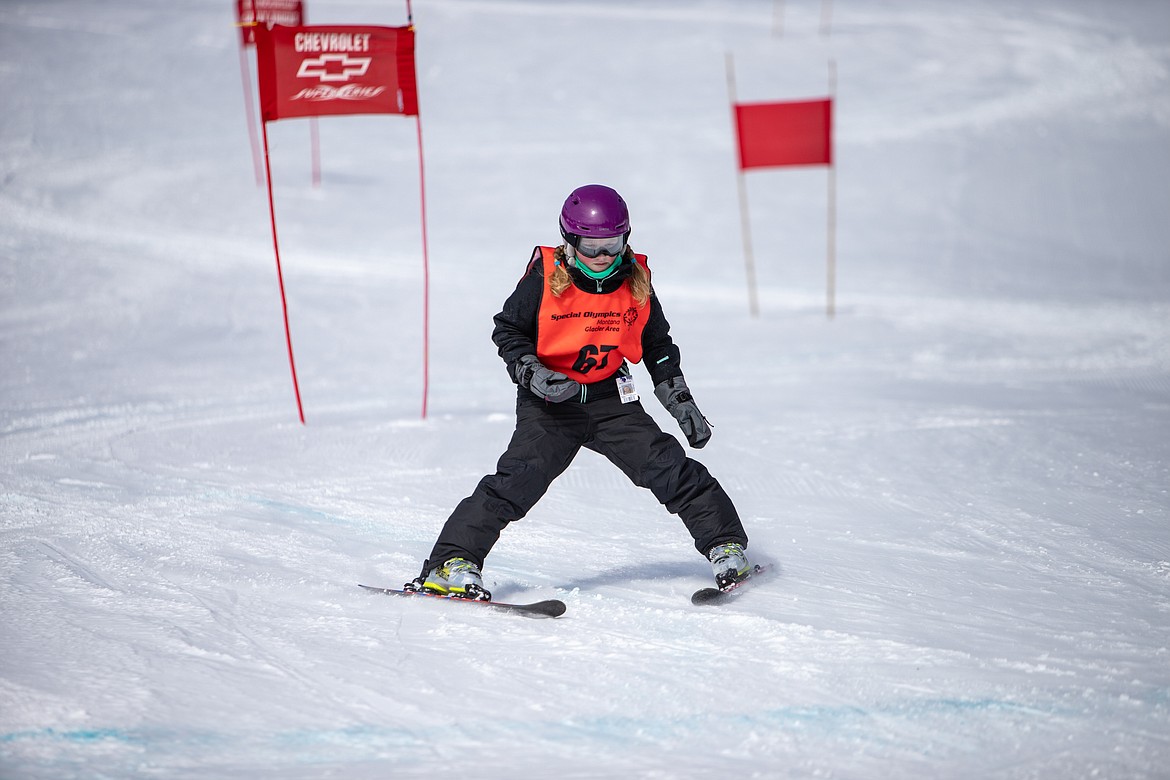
[559,184,630,241]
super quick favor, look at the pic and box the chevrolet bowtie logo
[297,54,371,83]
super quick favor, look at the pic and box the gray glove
[514,355,580,403]
[654,376,712,449]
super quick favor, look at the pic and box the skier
[406,184,750,600]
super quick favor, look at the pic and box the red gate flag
[251,20,431,422]
[255,24,418,121]
[236,0,304,46]
[734,98,833,170]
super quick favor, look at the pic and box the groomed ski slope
[2,0,1168,777]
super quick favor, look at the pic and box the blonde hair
[550,245,650,307]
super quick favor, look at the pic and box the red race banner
[734,98,833,170]
[236,0,304,46]
[254,24,418,121]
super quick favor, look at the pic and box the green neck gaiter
[574,254,622,280]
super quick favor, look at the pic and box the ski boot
[413,558,491,601]
[708,542,750,590]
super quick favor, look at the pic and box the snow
[2,0,1169,777]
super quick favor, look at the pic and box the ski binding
[691,564,769,605]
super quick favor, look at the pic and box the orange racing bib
[535,246,649,384]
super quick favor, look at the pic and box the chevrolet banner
[255,24,419,121]
[236,0,304,46]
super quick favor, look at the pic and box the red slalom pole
[415,112,430,419]
[407,0,427,418]
[261,119,306,424]
[238,44,263,186]
[309,116,321,187]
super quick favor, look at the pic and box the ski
[358,584,566,618]
[691,564,769,606]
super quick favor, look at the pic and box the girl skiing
[406,184,750,600]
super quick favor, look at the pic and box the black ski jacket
[492,246,685,392]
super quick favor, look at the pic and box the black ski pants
[422,389,747,574]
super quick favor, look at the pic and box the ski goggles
[565,231,628,259]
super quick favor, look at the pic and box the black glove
[514,355,581,403]
[654,376,712,449]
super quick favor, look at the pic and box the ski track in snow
[2,0,1170,778]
